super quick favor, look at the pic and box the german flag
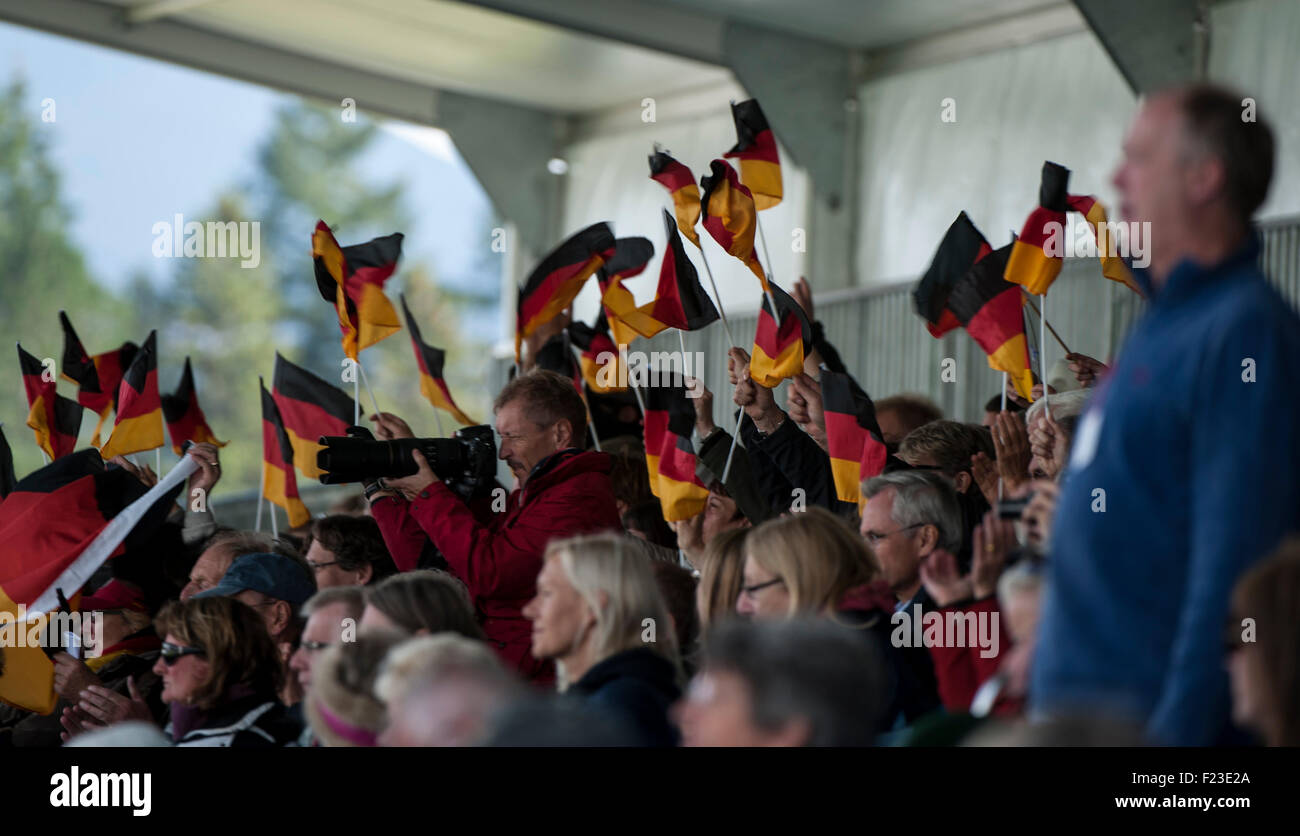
[516,222,616,362]
[1066,194,1143,296]
[272,353,356,480]
[649,149,701,248]
[647,208,720,332]
[1004,161,1069,296]
[0,449,183,712]
[312,221,404,361]
[821,371,889,505]
[597,237,665,347]
[260,378,310,528]
[161,357,226,455]
[750,281,810,389]
[398,295,476,426]
[59,313,137,448]
[641,383,708,521]
[914,212,993,338]
[569,313,625,394]
[18,344,82,461]
[949,243,1035,400]
[724,99,782,211]
[0,423,16,500]
[99,332,163,460]
[700,160,767,290]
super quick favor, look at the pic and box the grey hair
[375,634,519,707]
[1025,389,1092,426]
[997,561,1042,605]
[862,470,963,554]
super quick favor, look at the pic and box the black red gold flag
[18,344,81,460]
[641,382,708,521]
[260,378,311,528]
[700,160,767,289]
[398,295,476,426]
[1065,194,1143,296]
[161,357,226,455]
[0,424,15,500]
[949,243,1035,399]
[568,313,625,395]
[272,353,356,480]
[749,281,810,388]
[99,331,163,460]
[59,312,137,447]
[649,149,702,248]
[821,371,889,505]
[1004,161,1069,296]
[724,99,783,210]
[597,237,666,347]
[646,209,720,333]
[914,212,993,338]
[516,222,616,362]
[312,221,404,361]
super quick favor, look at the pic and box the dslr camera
[317,425,498,501]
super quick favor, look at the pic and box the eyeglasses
[160,641,205,666]
[739,577,785,597]
[863,523,925,546]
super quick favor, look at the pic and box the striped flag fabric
[17,344,82,460]
[99,331,163,460]
[949,243,1035,400]
[700,159,767,290]
[649,149,702,247]
[59,312,137,447]
[724,99,783,210]
[1066,194,1143,296]
[516,222,616,362]
[272,353,356,480]
[646,208,720,333]
[312,221,404,361]
[161,357,226,455]
[641,382,708,522]
[821,371,889,505]
[399,295,476,426]
[749,281,811,388]
[260,378,311,528]
[1004,161,1069,296]
[597,236,665,347]
[914,212,993,338]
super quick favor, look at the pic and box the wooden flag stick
[695,245,737,347]
[1021,292,1072,355]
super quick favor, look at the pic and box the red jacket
[925,596,1019,716]
[371,449,622,682]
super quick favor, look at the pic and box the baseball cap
[192,552,315,606]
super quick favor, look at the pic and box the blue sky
[0,21,497,310]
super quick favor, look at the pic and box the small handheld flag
[700,160,767,290]
[17,344,81,460]
[272,354,356,480]
[98,331,163,460]
[1004,161,1069,296]
[821,371,889,505]
[724,99,783,211]
[949,244,1035,400]
[649,149,702,248]
[312,221,404,361]
[161,357,226,455]
[260,378,311,528]
[516,222,616,362]
[749,281,811,388]
[399,295,476,426]
[914,212,994,338]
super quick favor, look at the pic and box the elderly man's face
[289,602,353,693]
[495,399,566,487]
[1113,95,1201,249]
[181,544,236,600]
[859,488,924,597]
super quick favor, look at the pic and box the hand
[109,456,157,488]
[1065,352,1107,388]
[1021,479,1059,550]
[971,511,1015,599]
[686,377,716,438]
[918,549,973,608]
[1003,378,1032,410]
[186,442,222,496]
[670,513,705,557]
[787,373,826,450]
[728,348,778,427]
[76,678,152,727]
[384,449,437,499]
[59,704,102,742]
[52,652,102,702]
[1028,410,1068,481]
[369,412,414,440]
[970,451,999,509]
[791,276,814,321]
[991,412,1032,492]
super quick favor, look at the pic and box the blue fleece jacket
[1030,232,1300,745]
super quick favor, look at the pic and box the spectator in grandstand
[303,515,397,588]
[1033,83,1300,745]
[523,532,682,746]
[360,570,486,640]
[1227,538,1300,746]
[180,529,275,600]
[694,527,749,631]
[377,634,524,747]
[875,394,943,447]
[306,630,406,747]
[675,618,885,746]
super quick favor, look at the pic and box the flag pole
[155,446,162,475]
[269,499,278,539]
[356,356,382,419]
[432,405,446,437]
[255,469,265,532]
[695,245,736,347]
[721,414,745,484]
[351,358,361,426]
[998,371,1008,502]
[1022,293,1071,354]
[1040,291,1052,420]
[567,344,600,452]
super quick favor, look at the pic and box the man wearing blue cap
[194,552,316,705]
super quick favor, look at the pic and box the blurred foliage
[2,83,493,505]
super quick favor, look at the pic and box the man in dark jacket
[371,370,622,683]
[1032,84,1300,745]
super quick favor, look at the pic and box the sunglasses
[160,641,206,666]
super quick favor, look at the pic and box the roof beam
[1071,0,1205,93]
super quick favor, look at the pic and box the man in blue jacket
[1031,84,1300,745]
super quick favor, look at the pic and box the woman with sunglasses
[148,597,300,746]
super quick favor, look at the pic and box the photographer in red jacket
[368,370,622,683]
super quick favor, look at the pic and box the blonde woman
[735,506,938,727]
[694,527,749,630]
[522,532,681,746]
